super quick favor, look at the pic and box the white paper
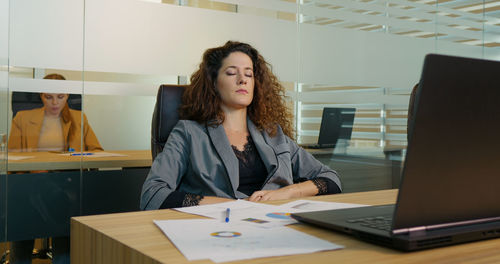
[175,199,368,228]
[175,199,298,228]
[5,155,35,161]
[154,219,343,263]
[277,200,368,213]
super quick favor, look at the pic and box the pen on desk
[70,153,94,156]
[225,208,230,223]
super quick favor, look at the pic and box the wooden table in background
[71,189,500,264]
[6,150,152,171]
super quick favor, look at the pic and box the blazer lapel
[206,123,239,197]
[247,119,278,178]
[26,108,45,151]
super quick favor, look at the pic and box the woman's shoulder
[168,120,209,146]
[62,108,93,125]
[259,123,293,146]
[67,108,81,114]
[15,107,43,116]
[177,119,205,128]
[262,123,286,138]
[13,107,44,121]
[175,120,208,134]
[66,108,84,119]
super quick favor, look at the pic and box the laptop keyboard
[347,216,392,231]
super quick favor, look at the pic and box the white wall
[7,0,299,150]
[5,0,500,149]
[83,94,156,151]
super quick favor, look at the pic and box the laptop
[301,107,355,149]
[292,54,500,251]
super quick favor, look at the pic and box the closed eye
[244,69,253,77]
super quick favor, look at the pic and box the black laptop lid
[393,54,500,231]
[317,107,355,146]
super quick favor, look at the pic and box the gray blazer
[140,119,341,210]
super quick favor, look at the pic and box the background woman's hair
[179,41,294,138]
[43,73,66,80]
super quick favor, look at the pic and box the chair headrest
[151,84,186,159]
[12,92,82,117]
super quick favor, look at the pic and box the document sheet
[176,199,366,228]
[162,199,367,261]
[175,199,297,228]
[154,219,343,263]
[278,199,368,212]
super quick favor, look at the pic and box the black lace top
[160,136,339,209]
[232,135,268,196]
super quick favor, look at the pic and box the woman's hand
[248,181,319,202]
[248,188,294,202]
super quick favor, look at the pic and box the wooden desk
[6,150,152,171]
[70,189,500,263]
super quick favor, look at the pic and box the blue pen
[225,208,230,223]
[71,153,94,156]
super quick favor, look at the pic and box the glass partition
[2,0,500,261]
[4,5,85,264]
[1,0,8,248]
[295,0,500,192]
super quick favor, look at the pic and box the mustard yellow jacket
[8,106,103,152]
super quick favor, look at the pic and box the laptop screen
[317,107,355,147]
[393,54,500,230]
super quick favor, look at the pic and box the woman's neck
[44,110,61,119]
[222,108,249,151]
[221,107,248,133]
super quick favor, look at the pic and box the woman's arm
[8,115,23,151]
[82,113,103,151]
[289,141,342,192]
[160,192,234,209]
[248,180,318,202]
[141,121,190,210]
[248,132,341,202]
[199,196,235,205]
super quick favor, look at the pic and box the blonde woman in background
[8,73,102,264]
[8,74,102,153]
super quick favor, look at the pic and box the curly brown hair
[179,41,294,138]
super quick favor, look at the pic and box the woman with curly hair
[140,41,341,210]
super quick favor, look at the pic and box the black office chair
[151,84,186,160]
[11,92,82,118]
[4,91,82,263]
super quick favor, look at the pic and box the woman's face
[216,51,255,112]
[40,93,69,117]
